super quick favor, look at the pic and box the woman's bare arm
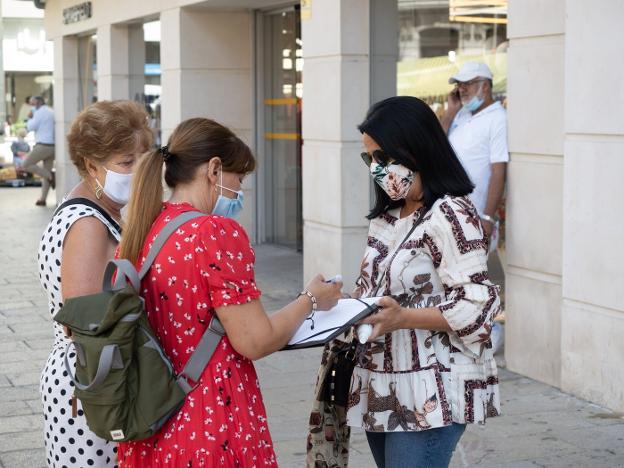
[60,217,117,300]
[215,276,342,360]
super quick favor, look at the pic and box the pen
[325,275,342,284]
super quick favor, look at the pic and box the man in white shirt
[441,62,508,354]
[23,96,56,206]
[441,62,508,239]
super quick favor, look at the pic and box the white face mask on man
[96,168,133,205]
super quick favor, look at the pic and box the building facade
[42,0,623,413]
[506,0,624,412]
[1,0,53,133]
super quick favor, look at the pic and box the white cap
[449,61,493,84]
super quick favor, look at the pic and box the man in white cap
[441,61,508,239]
[441,61,508,354]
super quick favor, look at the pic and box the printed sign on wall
[63,2,92,25]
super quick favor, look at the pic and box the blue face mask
[463,95,484,112]
[463,82,485,112]
[211,171,244,219]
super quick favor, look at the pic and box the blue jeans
[365,423,466,468]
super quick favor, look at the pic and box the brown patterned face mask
[370,161,415,200]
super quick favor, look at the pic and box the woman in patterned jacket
[307,96,501,468]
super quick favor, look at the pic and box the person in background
[38,100,153,468]
[11,128,30,174]
[440,61,508,353]
[17,95,32,123]
[22,96,56,206]
[11,128,30,166]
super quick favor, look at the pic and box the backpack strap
[177,315,226,393]
[138,211,205,280]
[101,210,205,292]
[102,259,141,292]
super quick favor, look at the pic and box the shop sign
[63,2,93,25]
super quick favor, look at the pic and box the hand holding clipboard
[283,297,381,350]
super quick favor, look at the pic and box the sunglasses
[360,150,394,168]
[455,78,485,89]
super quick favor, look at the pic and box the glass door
[261,6,303,251]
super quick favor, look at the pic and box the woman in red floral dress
[116,118,342,467]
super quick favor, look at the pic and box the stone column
[0,2,5,138]
[53,35,81,201]
[505,0,566,387]
[370,0,398,103]
[561,0,624,412]
[301,0,373,289]
[96,24,129,100]
[128,24,145,103]
[160,7,255,236]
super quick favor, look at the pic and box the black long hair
[358,96,474,219]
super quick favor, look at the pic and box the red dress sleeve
[197,216,261,308]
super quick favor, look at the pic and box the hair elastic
[158,145,171,161]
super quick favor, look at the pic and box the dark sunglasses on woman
[360,149,393,167]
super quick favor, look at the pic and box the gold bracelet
[298,289,318,312]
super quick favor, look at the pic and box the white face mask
[96,168,133,205]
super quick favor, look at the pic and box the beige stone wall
[160,7,255,235]
[300,0,398,289]
[506,0,565,387]
[507,0,624,411]
[45,0,257,237]
[560,0,624,411]
[52,35,82,195]
[300,0,372,288]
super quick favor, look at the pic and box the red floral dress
[118,202,277,467]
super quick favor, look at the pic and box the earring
[94,183,103,200]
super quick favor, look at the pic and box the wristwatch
[480,214,497,224]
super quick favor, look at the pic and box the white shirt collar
[470,101,503,119]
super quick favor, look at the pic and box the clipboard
[283,297,381,350]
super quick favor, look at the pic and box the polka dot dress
[38,202,120,468]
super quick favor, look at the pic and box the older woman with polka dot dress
[38,101,152,467]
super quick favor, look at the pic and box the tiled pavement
[1,187,623,467]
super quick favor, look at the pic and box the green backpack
[54,211,226,442]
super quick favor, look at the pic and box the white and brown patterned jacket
[346,194,501,432]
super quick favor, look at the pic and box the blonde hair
[66,100,153,177]
[119,118,255,264]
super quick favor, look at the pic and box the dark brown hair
[119,118,255,264]
[66,100,153,177]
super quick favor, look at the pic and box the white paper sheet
[286,297,381,348]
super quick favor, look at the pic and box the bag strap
[101,210,205,292]
[54,197,122,234]
[152,212,227,393]
[176,315,226,393]
[139,210,205,280]
[372,209,427,297]
[64,341,124,391]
